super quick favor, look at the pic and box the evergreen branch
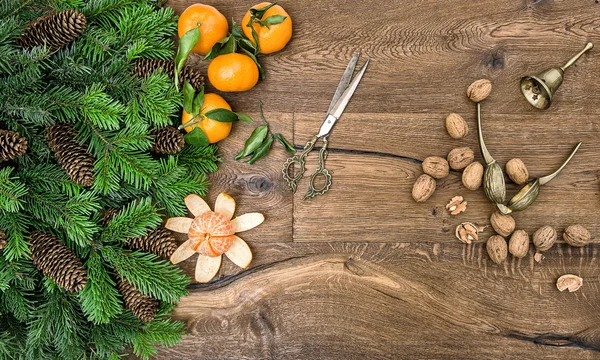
[132,318,185,360]
[101,197,161,241]
[0,211,31,261]
[0,167,27,212]
[102,246,189,303]
[79,251,122,324]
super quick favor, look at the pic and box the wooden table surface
[159,0,600,358]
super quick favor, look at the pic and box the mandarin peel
[166,193,264,283]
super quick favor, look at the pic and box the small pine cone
[0,229,6,250]
[19,10,86,52]
[117,277,159,322]
[29,231,88,292]
[46,124,95,187]
[101,208,120,227]
[153,126,184,155]
[127,228,177,259]
[133,58,204,90]
[0,130,28,162]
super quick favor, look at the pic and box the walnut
[563,224,590,247]
[447,147,474,170]
[467,79,492,103]
[490,211,515,237]
[508,230,529,258]
[486,235,507,264]
[422,156,449,179]
[446,196,467,215]
[445,113,468,139]
[412,174,436,203]
[505,158,529,185]
[455,222,485,244]
[533,225,557,251]
[462,162,484,190]
[556,274,583,292]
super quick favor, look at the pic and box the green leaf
[236,113,254,123]
[247,135,274,164]
[192,86,204,115]
[274,133,296,154]
[240,48,265,80]
[249,23,261,55]
[184,127,210,147]
[250,2,279,19]
[231,19,244,39]
[234,125,268,160]
[263,14,287,26]
[174,27,200,90]
[182,81,195,114]
[205,108,239,122]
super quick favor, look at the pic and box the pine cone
[19,10,86,52]
[127,228,177,259]
[101,208,120,227]
[117,277,159,322]
[46,124,95,187]
[0,130,27,162]
[133,58,204,90]
[152,126,184,155]
[29,231,88,292]
[0,228,6,250]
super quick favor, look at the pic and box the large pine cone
[152,126,184,155]
[0,228,6,250]
[0,130,27,162]
[117,277,159,322]
[29,231,88,292]
[46,124,95,187]
[133,58,204,91]
[127,228,177,259]
[19,10,86,52]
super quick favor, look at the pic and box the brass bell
[520,42,593,109]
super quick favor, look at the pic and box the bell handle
[539,142,582,185]
[561,42,593,72]
[477,103,495,165]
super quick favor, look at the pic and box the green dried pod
[477,103,506,205]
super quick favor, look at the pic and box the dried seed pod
[486,235,507,264]
[506,158,529,185]
[556,274,583,292]
[563,224,590,247]
[447,147,474,170]
[490,211,515,237]
[508,230,529,258]
[533,225,557,251]
[422,156,449,179]
[445,196,467,215]
[462,162,484,190]
[445,113,468,139]
[467,79,492,103]
[411,174,436,203]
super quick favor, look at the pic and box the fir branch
[0,211,31,261]
[0,167,27,212]
[132,318,185,360]
[101,197,161,241]
[102,246,189,303]
[79,251,122,324]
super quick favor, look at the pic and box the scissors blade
[318,59,369,137]
[326,52,360,116]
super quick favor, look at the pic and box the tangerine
[207,53,259,92]
[188,211,235,257]
[242,2,292,54]
[181,93,232,143]
[178,4,228,55]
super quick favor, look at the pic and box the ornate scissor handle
[304,137,332,200]
[282,135,318,193]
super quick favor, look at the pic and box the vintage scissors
[282,52,369,199]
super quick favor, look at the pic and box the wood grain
[158,0,600,358]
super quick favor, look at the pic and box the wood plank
[292,112,600,243]
[154,242,600,359]
[167,0,600,115]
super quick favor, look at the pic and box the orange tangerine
[207,53,259,92]
[178,4,229,55]
[181,93,232,144]
[188,211,235,257]
[242,2,292,54]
